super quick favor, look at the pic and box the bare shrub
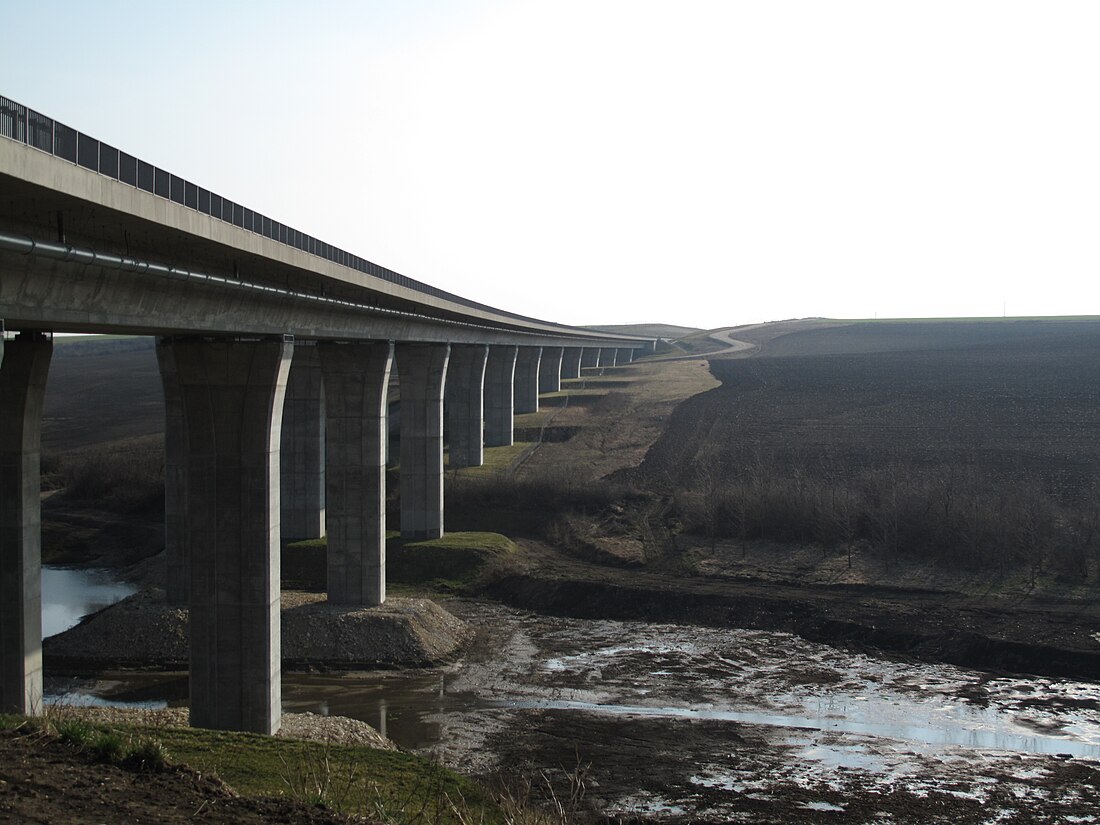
[674,448,1094,581]
[445,464,633,538]
[60,447,164,513]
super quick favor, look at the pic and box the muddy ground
[479,541,1100,682]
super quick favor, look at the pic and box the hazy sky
[3,1,1098,330]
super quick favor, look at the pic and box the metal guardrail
[0,93,579,333]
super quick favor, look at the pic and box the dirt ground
[0,727,351,825]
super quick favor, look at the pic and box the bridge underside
[0,138,653,735]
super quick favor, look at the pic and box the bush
[124,738,171,772]
[90,731,126,764]
[54,718,95,748]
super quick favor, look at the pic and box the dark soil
[478,541,1100,681]
[641,319,1100,494]
[0,727,352,825]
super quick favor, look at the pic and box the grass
[144,725,499,822]
[448,442,532,476]
[389,531,518,589]
[0,713,504,824]
[286,532,519,592]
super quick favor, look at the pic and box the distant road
[704,326,761,356]
[651,326,759,361]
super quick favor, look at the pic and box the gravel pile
[44,588,471,670]
[49,706,396,749]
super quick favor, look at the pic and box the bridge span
[0,95,653,734]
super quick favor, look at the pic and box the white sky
[3,1,1098,330]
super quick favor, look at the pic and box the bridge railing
[0,93,567,331]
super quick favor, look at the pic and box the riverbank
[477,540,1100,682]
[44,588,471,671]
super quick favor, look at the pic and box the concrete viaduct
[0,95,653,734]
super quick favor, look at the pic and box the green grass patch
[2,714,501,823]
[388,532,518,589]
[127,724,501,822]
[449,442,531,476]
[285,532,518,592]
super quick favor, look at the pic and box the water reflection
[42,566,136,638]
[42,597,1100,762]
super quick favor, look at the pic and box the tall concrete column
[561,347,583,379]
[280,344,325,542]
[395,343,450,540]
[164,336,292,735]
[0,332,51,716]
[514,346,542,414]
[581,347,600,369]
[617,348,635,365]
[598,348,618,367]
[318,341,392,605]
[156,339,188,606]
[445,344,488,469]
[484,345,518,448]
[538,346,564,394]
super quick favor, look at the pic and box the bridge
[0,94,653,734]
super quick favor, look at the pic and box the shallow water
[41,566,137,638]
[45,595,1100,820]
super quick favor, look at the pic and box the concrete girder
[580,347,600,369]
[318,340,392,605]
[163,336,292,735]
[0,249,648,351]
[281,344,325,542]
[561,347,583,379]
[484,345,518,448]
[514,346,542,414]
[598,348,618,367]
[0,332,51,715]
[445,345,489,470]
[156,339,189,606]
[395,343,450,540]
[538,346,564,394]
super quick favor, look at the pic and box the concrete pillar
[514,346,542,414]
[318,341,392,605]
[163,336,292,735]
[617,348,635,365]
[538,346,564,394]
[280,345,325,542]
[156,339,188,606]
[581,347,600,369]
[445,344,488,469]
[598,348,618,367]
[0,332,51,716]
[561,347,583,379]
[395,343,450,540]
[484,345,518,448]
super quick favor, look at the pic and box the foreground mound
[44,589,470,670]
